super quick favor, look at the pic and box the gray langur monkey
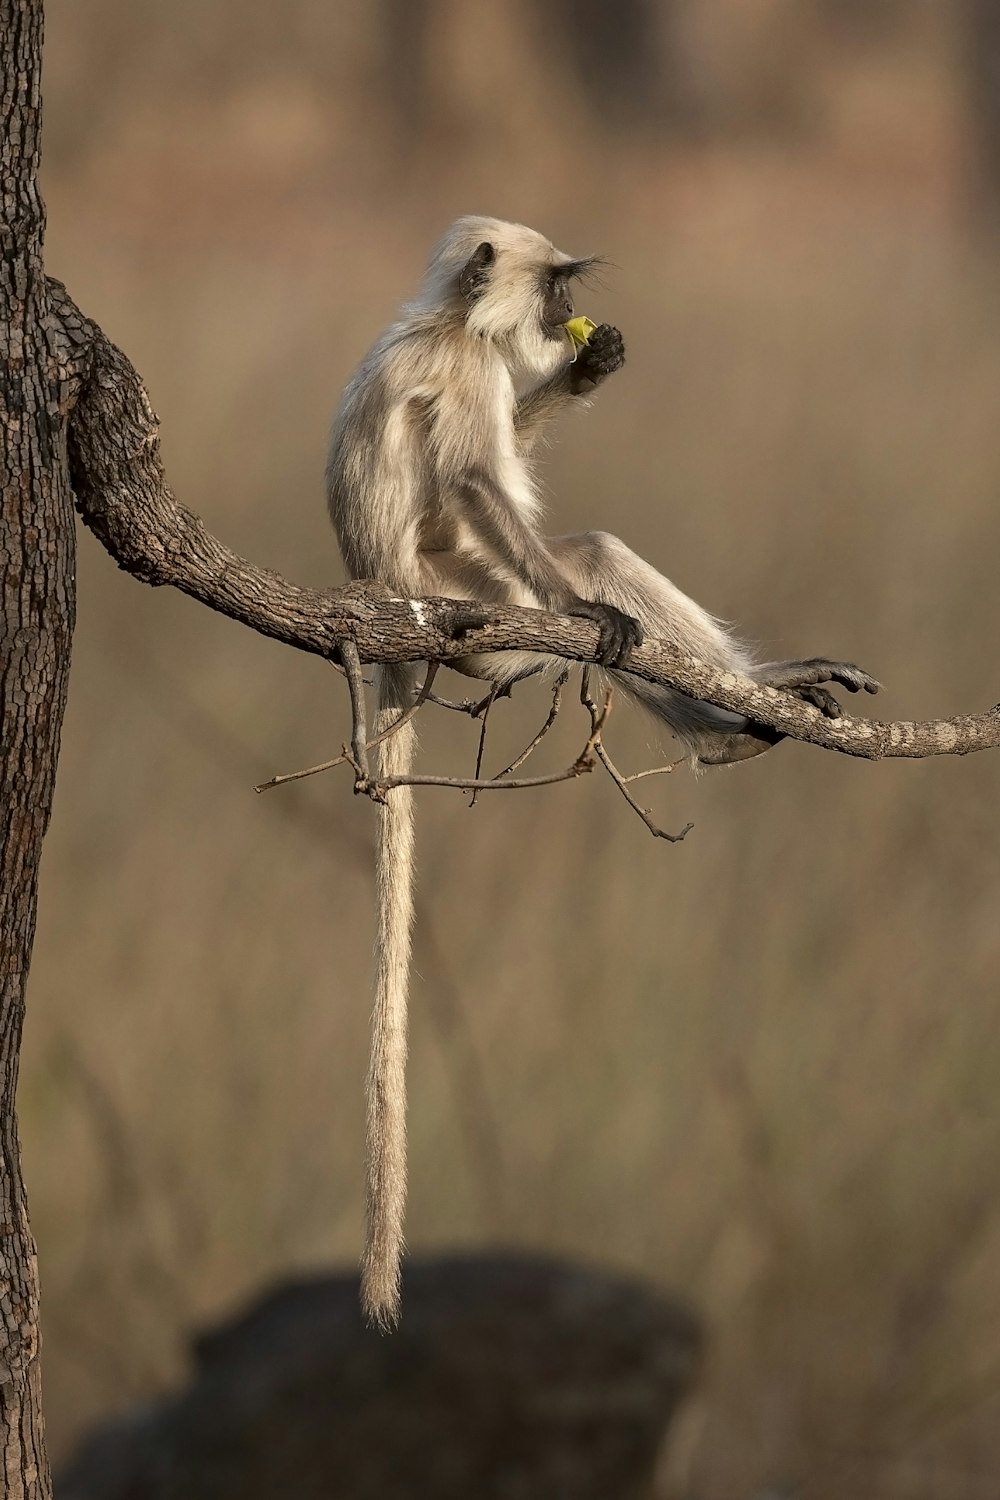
[326,215,878,1326]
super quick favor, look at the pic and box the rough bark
[0,0,68,1494]
[964,0,1000,230]
[56,279,1000,764]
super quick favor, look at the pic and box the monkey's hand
[567,597,643,668]
[571,324,625,393]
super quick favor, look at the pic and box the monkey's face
[460,245,580,386]
[418,218,601,384]
[472,252,597,388]
[540,267,576,336]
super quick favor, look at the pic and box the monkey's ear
[458,241,496,303]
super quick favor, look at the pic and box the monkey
[326,216,879,1326]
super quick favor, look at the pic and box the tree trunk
[964,0,1000,229]
[0,1,69,1493]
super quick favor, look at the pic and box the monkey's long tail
[362,664,416,1329]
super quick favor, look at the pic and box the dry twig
[492,667,571,781]
[581,670,694,843]
[622,761,683,784]
[469,683,501,806]
[340,639,370,781]
[342,682,611,800]
[254,663,439,793]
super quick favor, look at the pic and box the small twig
[597,741,694,841]
[377,661,439,747]
[261,656,684,834]
[330,662,374,685]
[579,680,613,760]
[349,678,612,800]
[347,764,595,795]
[255,662,439,793]
[470,685,510,718]
[469,684,500,807]
[492,667,570,780]
[580,670,693,842]
[340,639,370,780]
[425,691,483,714]
[255,750,352,794]
[622,760,683,783]
[425,683,515,716]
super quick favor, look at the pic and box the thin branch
[380,661,439,745]
[346,686,611,799]
[425,691,479,713]
[255,752,351,795]
[469,683,500,806]
[340,639,369,780]
[470,685,511,718]
[425,685,512,715]
[492,667,570,780]
[622,760,683,784]
[255,663,439,793]
[596,743,694,842]
[581,671,693,843]
[354,765,592,795]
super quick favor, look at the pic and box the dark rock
[58,1253,700,1500]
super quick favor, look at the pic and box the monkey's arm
[514,371,574,451]
[452,470,641,665]
[514,324,626,453]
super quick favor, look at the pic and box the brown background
[29,3,1000,1495]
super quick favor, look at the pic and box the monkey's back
[326,316,518,594]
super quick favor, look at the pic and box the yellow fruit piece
[564,315,597,350]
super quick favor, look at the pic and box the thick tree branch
[3,2,61,1492]
[53,279,1000,765]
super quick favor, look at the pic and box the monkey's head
[414,216,600,383]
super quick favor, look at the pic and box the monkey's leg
[419,549,562,688]
[549,530,755,756]
[689,663,881,765]
[549,532,880,764]
[697,662,880,764]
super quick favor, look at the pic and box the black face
[542,267,574,332]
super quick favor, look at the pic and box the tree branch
[581,671,693,843]
[53,278,1000,765]
[254,663,440,792]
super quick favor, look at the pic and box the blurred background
[27,1,1000,1494]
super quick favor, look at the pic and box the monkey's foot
[759,659,881,718]
[568,597,644,668]
[793,684,845,717]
